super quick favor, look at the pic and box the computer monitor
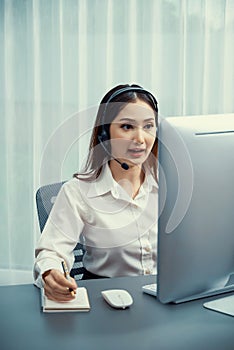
[157,113,234,303]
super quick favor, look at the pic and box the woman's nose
[133,127,144,144]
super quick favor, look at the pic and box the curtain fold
[0,0,234,284]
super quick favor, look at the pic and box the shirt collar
[87,164,116,198]
[86,163,158,198]
[143,166,158,193]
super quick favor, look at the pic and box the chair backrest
[36,182,85,280]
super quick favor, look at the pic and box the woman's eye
[144,123,154,130]
[120,124,133,130]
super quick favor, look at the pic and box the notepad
[41,287,91,313]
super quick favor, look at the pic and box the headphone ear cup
[100,128,109,142]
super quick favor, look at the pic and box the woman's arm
[34,181,85,299]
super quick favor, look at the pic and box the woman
[34,84,159,301]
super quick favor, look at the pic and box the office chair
[36,181,85,281]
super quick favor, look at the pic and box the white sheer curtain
[1,0,234,284]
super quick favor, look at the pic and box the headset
[97,86,158,170]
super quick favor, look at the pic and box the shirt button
[112,189,119,198]
[145,246,151,253]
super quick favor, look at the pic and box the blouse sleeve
[33,181,85,288]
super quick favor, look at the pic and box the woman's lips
[127,148,146,158]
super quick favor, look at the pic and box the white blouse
[34,164,158,288]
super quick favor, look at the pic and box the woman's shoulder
[62,176,87,189]
[61,176,96,197]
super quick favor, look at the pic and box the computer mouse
[101,289,133,309]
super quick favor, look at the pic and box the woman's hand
[42,269,77,302]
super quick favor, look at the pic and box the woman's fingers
[43,269,77,302]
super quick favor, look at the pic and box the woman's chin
[124,158,146,168]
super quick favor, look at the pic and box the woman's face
[109,99,157,168]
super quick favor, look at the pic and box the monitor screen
[157,114,234,303]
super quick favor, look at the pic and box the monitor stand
[203,294,234,317]
[142,274,234,304]
[174,274,234,304]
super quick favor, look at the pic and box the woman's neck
[109,160,145,199]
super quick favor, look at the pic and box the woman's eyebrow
[143,117,155,122]
[118,117,135,122]
[118,117,155,123]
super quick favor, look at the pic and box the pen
[61,260,76,297]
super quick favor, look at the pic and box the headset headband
[103,86,157,114]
